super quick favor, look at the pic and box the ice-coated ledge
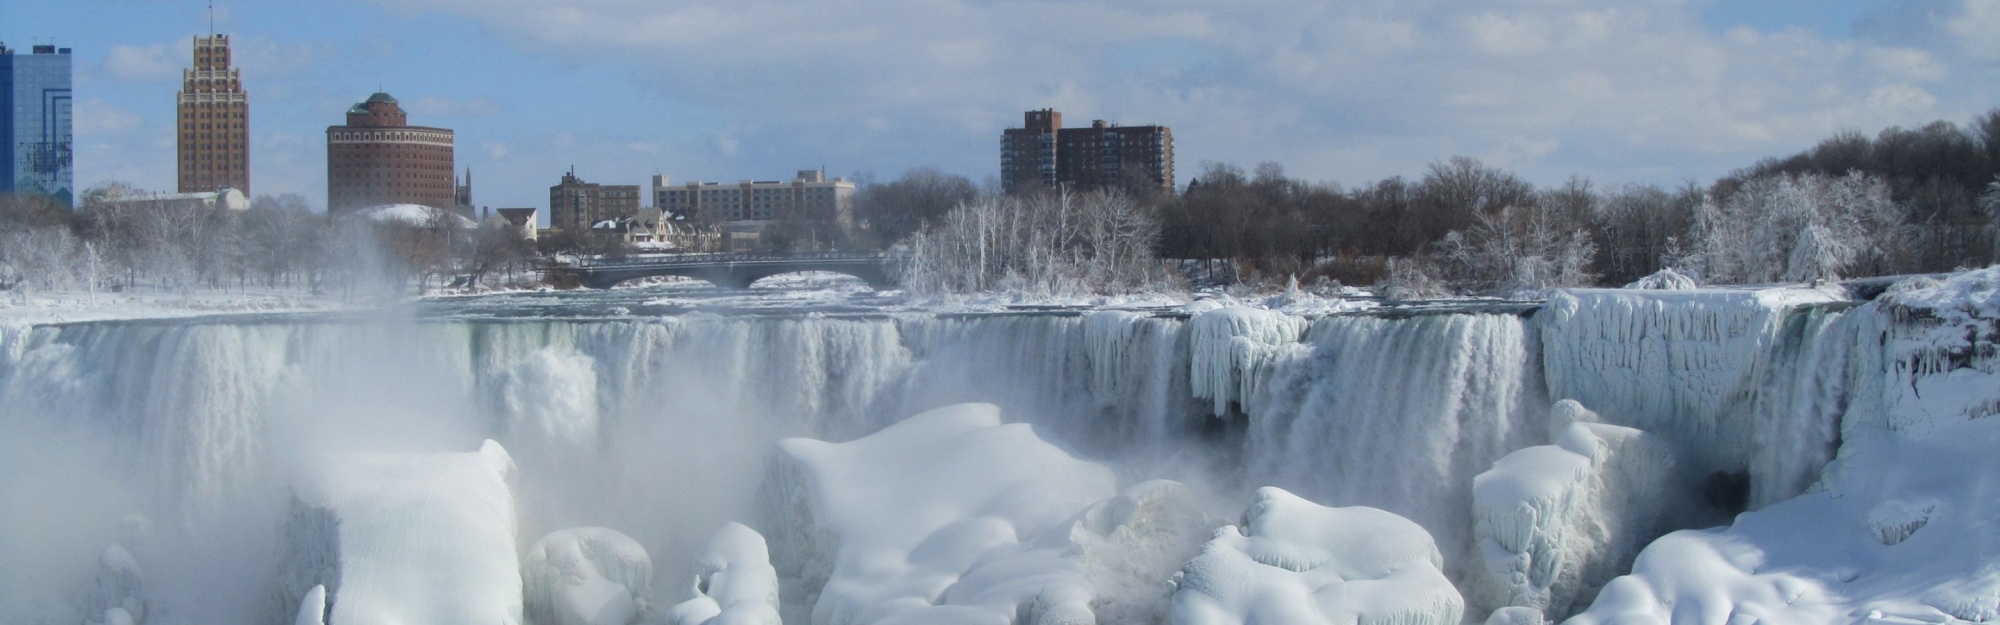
[279,440,523,625]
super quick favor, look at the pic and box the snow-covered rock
[669,523,780,625]
[1470,400,1686,621]
[277,440,523,625]
[525,527,652,625]
[756,402,1119,625]
[1170,486,1464,625]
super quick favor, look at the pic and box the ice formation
[1570,268,2000,625]
[1170,487,1464,625]
[294,585,327,625]
[1188,306,1307,417]
[525,527,654,625]
[1469,400,1686,620]
[670,523,781,625]
[278,440,523,625]
[757,402,1121,625]
[1540,286,1842,496]
[1244,311,1544,569]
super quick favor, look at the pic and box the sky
[5,0,1997,217]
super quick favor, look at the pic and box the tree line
[861,108,2000,296]
[0,186,538,300]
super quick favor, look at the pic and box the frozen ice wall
[1540,287,1842,491]
[1568,268,2000,625]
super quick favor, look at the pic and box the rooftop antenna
[208,0,215,36]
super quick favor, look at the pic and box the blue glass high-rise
[0,42,74,208]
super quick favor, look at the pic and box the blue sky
[6,0,1996,217]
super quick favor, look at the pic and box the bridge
[549,252,898,289]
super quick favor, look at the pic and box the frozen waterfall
[1,273,1991,625]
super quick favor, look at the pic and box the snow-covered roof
[346,204,476,229]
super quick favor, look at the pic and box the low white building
[100,188,250,212]
[652,170,854,226]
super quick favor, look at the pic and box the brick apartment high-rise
[549,170,640,234]
[325,92,455,217]
[1000,109,1173,195]
[177,35,249,195]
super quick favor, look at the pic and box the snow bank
[756,402,1119,625]
[1621,269,1698,290]
[1569,268,2000,625]
[278,440,523,625]
[670,523,781,625]
[524,527,652,625]
[1188,306,1306,417]
[1170,486,1463,625]
[1470,400,1686,620]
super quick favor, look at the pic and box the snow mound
[1622,269,1698,290]
[346,204,477,229]
[1470,400,1687,621]
[1569,268,2000,625]
[1188,306,1307,416]
[1170,486,1464,625]
[278,440,522,625]
[525,527,652,625]
[670,523,780,625]
[756,402,1119,625]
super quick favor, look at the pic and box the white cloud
[103,44,180,82]
[74,99,143,135]
[365,0,1991,186]
[406,96,500,117]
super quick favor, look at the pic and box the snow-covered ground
[0,286,342,327]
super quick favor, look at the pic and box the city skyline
[5,0,1998,214]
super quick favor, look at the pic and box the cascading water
[0,276,1972,625]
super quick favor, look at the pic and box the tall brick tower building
[176,34,249,194]
[325,92,455,217]
[1000,108,1173,195]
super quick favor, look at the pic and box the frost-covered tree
[1984,176,2000,259]
[899,189,1168,296]
[1685,172,1905,284]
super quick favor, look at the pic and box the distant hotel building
[1000,109,1173,195]
[325,92,455,217]
[177,35,249,195]
[549,171,640,233]
[652,170,855,225]
[0,42,73,207]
